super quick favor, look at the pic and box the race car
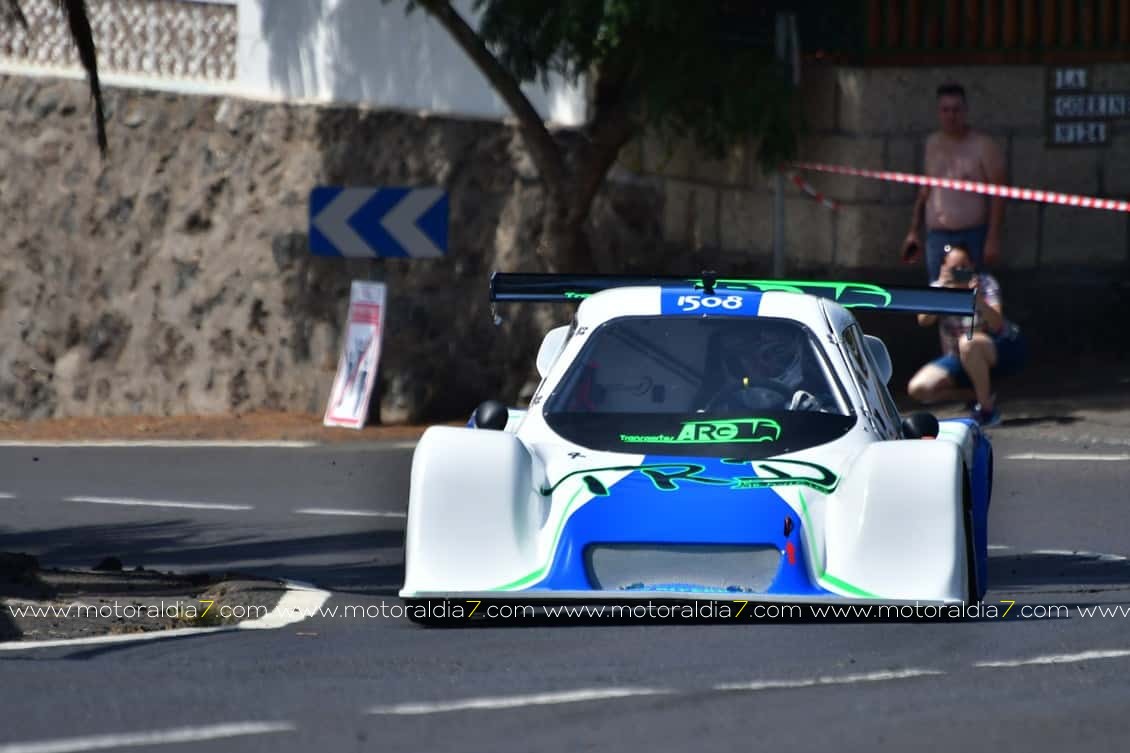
[400,274,993,615]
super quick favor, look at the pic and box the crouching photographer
[907,243,1027,427]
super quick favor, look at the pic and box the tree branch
[60,0,107,155]
[416,0,565,187]
[572,108,636,219]
[571,63,640,216]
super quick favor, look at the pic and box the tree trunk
[538,186,593,273]
[536,103,637,273]
[416,1,641,274]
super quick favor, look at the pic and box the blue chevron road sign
[309,187,449,258]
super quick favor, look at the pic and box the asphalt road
[3,423,1130,753]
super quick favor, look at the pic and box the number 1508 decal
[676,295,744,312]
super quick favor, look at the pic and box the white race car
[401,275,993,618]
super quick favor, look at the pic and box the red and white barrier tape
[791,161,1130,213]
[785,170,840,211]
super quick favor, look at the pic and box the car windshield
[543,316,855,458]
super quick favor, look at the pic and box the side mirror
[863,334,893,384]
[472,400,509,430]
[901,411,939,439]
[536,325,570,378]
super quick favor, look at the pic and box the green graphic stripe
[797,490,823,578]
[540,464,642,495]
[686,278,893,308]
[559,279,896,308]
[796,490,879,599]
[542,460,839,496]
[494,485,587,591]
[819,573,879,599]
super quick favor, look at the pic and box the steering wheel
[703,378,793,412]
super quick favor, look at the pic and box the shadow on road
[998,415,1080,428]
[0,608,17,640]
[1,552,48,640]
[0,521,406,596]
[990,551,1130,590]
[10,532,1128,621]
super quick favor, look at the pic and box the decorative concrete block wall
[631,62,1130,274]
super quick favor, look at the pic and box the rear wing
[489,273,975,316]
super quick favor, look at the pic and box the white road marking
[0,581,330,651]
[713,668,944,692]
[1006,453,1130,461]
[0,440,318,448]
[368,669,942,716]
[238,581,331,630]
[294,507,406,519]
[312,440,417,451]
[0,492,15,499]
[1030,549,1128,561]
[0,722,295,753]
[66,496,252,511]
[975,649,1130,668]
[987,545,1011,551]
[367,687,673,715]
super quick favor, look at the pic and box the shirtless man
[902,83,1007,282]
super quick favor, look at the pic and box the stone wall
[0,74,659,422]
[2,66,1127,424]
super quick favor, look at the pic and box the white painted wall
[236,0,587,125]
[0,0,588,126]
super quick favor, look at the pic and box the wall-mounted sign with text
[1046,67,1129,147]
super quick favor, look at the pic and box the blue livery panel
[527,456,830,597]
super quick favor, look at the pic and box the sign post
[309,186,448,427]
[323,281,387,429]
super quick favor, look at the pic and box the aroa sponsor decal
[677,418,780,443]
[544,458,839,496]
[619,418,781,445]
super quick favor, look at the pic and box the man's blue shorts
[930,326,1028,389]
[926,225,987,282]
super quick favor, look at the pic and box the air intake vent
[585,544,782,593]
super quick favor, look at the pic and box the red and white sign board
[324,281,387,429]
